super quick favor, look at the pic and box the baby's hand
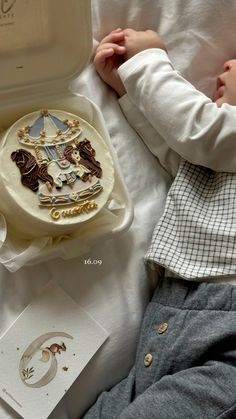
[123,29,166,60]
[94,28,126,97]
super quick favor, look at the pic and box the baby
[83,28,236,418]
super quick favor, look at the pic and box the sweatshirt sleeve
[118,93,180,177]
[118,49,236,173]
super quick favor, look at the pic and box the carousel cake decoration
[11,110,104,219]
[0,108,114,238]
[17,109,81,146]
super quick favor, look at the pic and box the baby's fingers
[100,30,125,46]
[95,42,125,57]
[94,45,124,68]
[94,48,119,75]
[94,47,115,69]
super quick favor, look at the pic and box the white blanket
[1,1,236,417]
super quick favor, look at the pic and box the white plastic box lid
[0,0,133,271]
[0,0,92,116]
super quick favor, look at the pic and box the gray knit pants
[83,277,236,419]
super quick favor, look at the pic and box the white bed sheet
[1,1,236,418]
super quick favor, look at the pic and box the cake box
[0,0,133,271]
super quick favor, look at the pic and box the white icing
[0,110,114,238]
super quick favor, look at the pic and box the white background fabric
[1,1,236,418]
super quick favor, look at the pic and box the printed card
[0,282,108,419]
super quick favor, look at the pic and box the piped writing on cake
[50,200,98,221]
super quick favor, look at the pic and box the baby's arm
[118,94,181,177]
[119,29,236,173]
[94,29,180,176]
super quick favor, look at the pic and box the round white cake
[0,109,114,238]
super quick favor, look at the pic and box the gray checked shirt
[145,159,236,279]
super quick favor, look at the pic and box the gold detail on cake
[46,181,52,192]
[54,196,69,204]
[34,144,43,164]
[40,109,49,117]
[49,200,98,221]
[39,181,103,207]
[38,196,51,205]
[40,130,46,138]
[17,129,24,138]
[50,207,60,220]
[55,144,64,159]
[69,192,79,202]
[62,200,98,217]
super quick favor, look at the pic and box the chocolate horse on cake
[11,138,102,193]
[11,149,54,192]
[64,138,102,181]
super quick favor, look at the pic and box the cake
[0,109,114,238]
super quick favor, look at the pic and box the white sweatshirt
[118,49,236,178]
